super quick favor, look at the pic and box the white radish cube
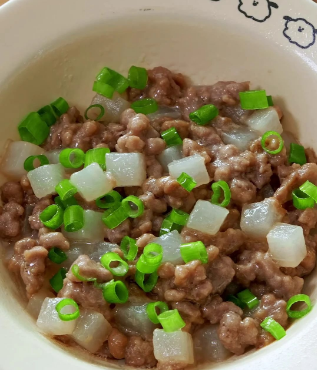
[91,93,130,124]
[62,210,104,243]
[37,298,78,335]
[158,145,183,172]
[241,198,284,239]
[0,140,45,180]
[152,230,183,264]
[246,107,283,135]
[72,309,112,353]
[267,223,307,268]
[44,149,62,164]
[106,152,146,187]
[153,329,194,365]
[221,128,259,151]
[89,242,118,262]
[187,200,229,235]
[27,289,55,319]
[28,164,64,198]
[168,154,209,187]
[70,163,113,201]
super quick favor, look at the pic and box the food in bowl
[1,65,315,368]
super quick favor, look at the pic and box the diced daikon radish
[153,329,194,365]
[71,308,112,353]
[158,145,183,172]
[267,223,307,268]
[193,324,231,363]
[0,140,45,180]
[114,303,157,340]
[62,210,104,243]
[281,131,298,154]
[89,242,118,262]
[148,106,182,121]
[221,127,259,151]
[187,200,229,235]
[27,289,55,318]
[44,149,62,164]
[168,154,209,187]
[240,198,285,239]
[106,152,146,187]
[37,298,78,335]
[246,107,283,135]
[91,93,130,123]
[152,230,183,264]
[70,163,114,201]
[27,164,64,198]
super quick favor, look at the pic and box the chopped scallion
[289,143,307,166]
[50,97,69,117]
[146,301,169,324]
[93,81,115,99]
[177,172,197,192]
[48,247,67,264]
[261,131,284,155]
[102,206,128,229]
[180,241,208,264]
[18,112,50,145]
[102,279,129,303]
[267,96,274,107]
[158,309,186,332]
[122,196,144,218]
[63,205,84,232]
[131,98,158,115]
[169,209,189,226]
[96,67,129,94]
[71,264,96,282]
[237,289,259,309]
[39,204,64,229]
[135,269,158,292]
[143,243,163,266]
[55,179,77,201]
[84,147,110,170]
[37,105,57,127]
[55,195,78,209]
[84,104,105,121]
[227,295,245,309]
[49,268,67,293]
[24,155,49,171]
[120,236,138,261]
[211,180,231,207]
[299,180,317,203]
[100,252,129,276]
[96,190,123,209]
[55,298,80,321]
[239,90,269,110]
[189,104,219,125]
[260,317,286,340]
[59,148,85,168]
[292,189,315,210]
[161,127,183,147]
[128,66,148,89]
[286,294,312,319]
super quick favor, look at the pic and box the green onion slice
[48,247,67,264]
[237,289,259,309]
[38,105,57,127]
[93,81,115,99]
[55,195,78,210]
[158,309,186,332]
[300,180,317,203]
[55,298,80,321]
[261,131,284,155]
[100,252,129,276]
[211,180,231,207]
[18,112,50,145]
[180,241,208,264]
[50,97,69,117]
[135,269,158,292]
[146,301,169,324]
[143,243,163,266]
[55,179,77,201]
[239,90,269,110]
[177,172,197,192]
[292,189,315,210]
[59,148,85,168]
[24,155,49,171]
[189,104,219,125]
[39,204,64,229]
[96,190,122,209]
[71,264,96,282]
[227,295,246,309]
[267,96,274,107]
[169,209,189,226]
[84,104,105,121]
[122,196,144,218]
[131,98,158,115]
[96,67,130,94]
[260,317,286,340]
[102,206,128,229]
[49,268,67,293]
[286,294,312,319]
[289,143,307,166]
[161,127,183,147]
[120,236,138,261]
[136,254,160,274]
[64,205,84,232]
[159,216,182,236]
[84,147,110,170]
[128,66,148,89]
[102,279,129,303]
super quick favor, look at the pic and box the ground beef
[253,294,288,328]
[171,301,204,324]
[38,230,70,250]
[207,256,235,294]
[29,197,53,230]
[1,181,24,204]
[108,328,129,359]
[125,336,157,368]
[7,237,38,273]
[0,202,24,237]
[202,295,243,324]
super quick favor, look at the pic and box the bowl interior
[0,5,317,370]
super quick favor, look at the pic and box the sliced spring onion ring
[48,247,68,264]
[55,298,80,321]
[122,196,144,218]
[49,268,67,293]
[84,104,105,121]
[38,105,57,126]
[84,147,110,170]
[292,189,315,210]
[159,217,182,236]
[260,317,286,340]
[169,209,189,226]
[211,180,231,207]
[136,254,160,274]
[18,112,50,145]
[161,127,183,147]
[128,66,148,89]
[146,301,169,324]
[237,289,259,309]
[24,155,49,171]
[135,269,158,292]
[63,205,84,232]
[267,96,274,107]
[102,206,128,229]
[55,195,78,209]
[180,241,208,264]
[300,180,317,203]
[100,252,129,276]
[59,148,85,168]
[239,90,269,110]
[50,97,69,117]
[158,309,186,332]
[55,179,77,201]
[93,81,115,99]
[261,131,284,155]
[143,243,163,266]
[71,264,96,282]
[120,236,138,261]
[96,67,130,94]
[102,280,129,303]
[177,172,197,192]
[96,190,123,209]
[131,98,158,115]
[226,295,245,309]
[289,143,307,166]
[39,204,64,229]
[286,294,312,319]
[189,104,219,125]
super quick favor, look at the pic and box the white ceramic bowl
[1,0,317,369]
